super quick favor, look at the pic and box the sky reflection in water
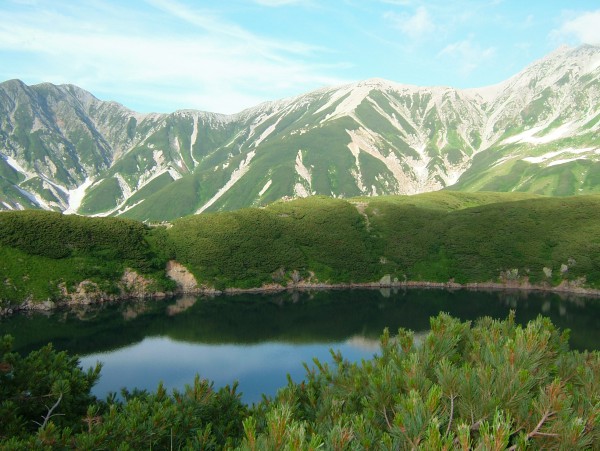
[80,336,379,404]
[5,288,598,404]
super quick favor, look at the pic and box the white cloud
[0,0,344,114]
[147,0,319,56]
[254,0,305,6]
[379,0,412,5]
[439,39,496,76]
[384,6,435,40]
[557,10,600,45]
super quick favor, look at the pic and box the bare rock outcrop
[166,261,199,293]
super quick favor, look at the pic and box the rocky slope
[0,45,598,220]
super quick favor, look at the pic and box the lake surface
[1,288,599,404]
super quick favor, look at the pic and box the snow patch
[174,158,187,172]
[547,157,587,167]
[15,186,52,210]
[321,84,373,122]
[346,128,418,194]
[442,156,472,186]
[153,150,165,166]
[115,174,132,200]
[523,147,597,164]
[196,150,256,214]
[115,200,145,216]
[346,133,366,192]
[314,87,351,116]
[254,116,283,148]
[294,150,314,197]
[258,179,272,197]
[295,150,312,185]
[503,121,578,145]
[167,168,182,181]
[365,97,409,138]
[138,167,172,190]
[4,155,35,180]
[190,116,200,167]
[409,144,432,189]
[64,177,94,214]
[294,183,310,198]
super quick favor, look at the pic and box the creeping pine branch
[507,409,557,450]
[446,394,456,435]
[34,393,64,430]
[383,406,392,429]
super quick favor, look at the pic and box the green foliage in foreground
[256,313,599,450]
[1,314,599,449]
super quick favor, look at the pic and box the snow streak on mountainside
[0,45,599,220]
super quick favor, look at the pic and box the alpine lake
[1,288,599,404]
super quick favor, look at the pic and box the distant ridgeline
[0,45,599,220]
[1,191,600,309]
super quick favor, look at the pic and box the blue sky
[0,0,599,114]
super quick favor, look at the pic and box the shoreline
[3,278,599,317]
[221,279,600,299]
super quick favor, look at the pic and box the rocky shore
[3,263,599,317]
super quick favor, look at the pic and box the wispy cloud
[379,0,412,5]
[555,9,600,45]
[384,6,435,41]
[0,0,343,113]
[147,0,322,57]
[438,39,496,76]
[253,0,307,6]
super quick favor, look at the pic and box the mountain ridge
[0,44,599,220]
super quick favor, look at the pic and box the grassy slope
[2,191,600,306]
[451,132,600,196]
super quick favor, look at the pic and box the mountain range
[0,44,598,221]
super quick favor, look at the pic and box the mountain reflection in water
[2,288,598,403]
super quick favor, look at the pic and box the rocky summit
[0,45,598,221]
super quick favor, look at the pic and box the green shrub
[1,314,598,449]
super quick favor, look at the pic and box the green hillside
[0,211,173,305]
[2,191,600,308]
[166,191,600,289]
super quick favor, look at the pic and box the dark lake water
[1,288,599,404]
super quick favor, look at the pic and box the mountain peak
[0,45,599,219]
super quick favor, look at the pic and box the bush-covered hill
[2,191,600,308]
[167,192,600,290]
[0,211,174,305]
[364,193,600,286]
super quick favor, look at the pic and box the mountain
[0,45,599,221]
[454,44,600,194]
